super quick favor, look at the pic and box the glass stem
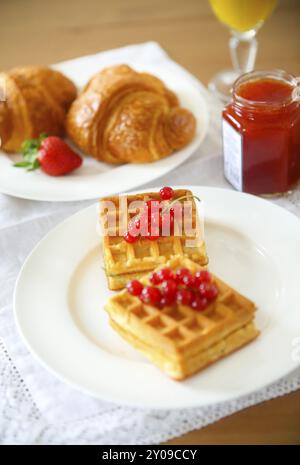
[229,32,257,74]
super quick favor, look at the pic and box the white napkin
[0,42,299,445]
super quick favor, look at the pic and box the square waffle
[105,257,259,380]
[99,189,208,290]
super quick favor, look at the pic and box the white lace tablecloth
[0,42,300,445]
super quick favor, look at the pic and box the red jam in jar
[223,70,300,195]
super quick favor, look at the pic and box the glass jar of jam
[222,70,300,195]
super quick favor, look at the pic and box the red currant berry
[159,186,174,200]
[128,219,140,237]
[182,272,195,288]
[195,270,212,285]
[161,279,177,299]
[149,271,163,285]
[159,295,175,308]
[156,267,174,282]
[176,289,193,306]
[175,268,191,284]
[126,280,143,296]
[157,296,168,308]
[198,282,210,296]
[149,271,160,285]
[124,231,138,243]
[141,286,162,305]
[191,295,208,311]
[198,282,218,300]
[205,283,218,300]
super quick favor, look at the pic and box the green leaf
[14,161,31,168]
[27,159,40,171]
[23,151,38,164]
[14,133,47,172]
[21,138,39,155]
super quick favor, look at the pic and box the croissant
[0,66,77,153]
[66,65,196,163]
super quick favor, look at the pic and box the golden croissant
[0,66,77,153]
[66,65,196,163]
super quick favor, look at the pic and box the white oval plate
[14,187,300,409]
[0,56,208,202]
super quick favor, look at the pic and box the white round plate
[0,57,208,202]
[14,187,300,409]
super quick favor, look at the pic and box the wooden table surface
[1,0,300,445]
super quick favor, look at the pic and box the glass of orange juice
[208,0,278,102]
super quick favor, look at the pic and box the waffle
[105,257,259,380]
[99,189,208,290]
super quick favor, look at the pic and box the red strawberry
[14,133,82,176]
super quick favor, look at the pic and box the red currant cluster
[124,186,175,243]
[126,268,218,312]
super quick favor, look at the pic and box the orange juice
[209,0,277,33]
